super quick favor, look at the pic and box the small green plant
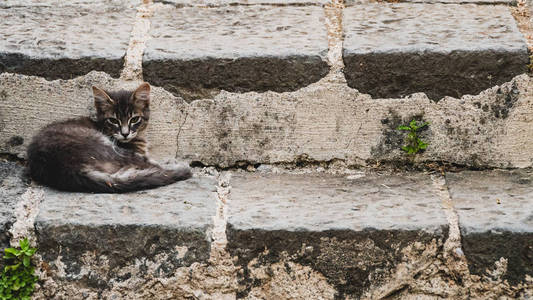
[397,120,429,155]
[0,238,38,300]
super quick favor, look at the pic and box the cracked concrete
[175,112,189,159]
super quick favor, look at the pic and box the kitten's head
[93,83,151,143]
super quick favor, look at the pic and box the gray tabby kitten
[27,83,191,193]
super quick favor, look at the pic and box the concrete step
[2,72,533,170]
[342,3,528,100]
[226,172,448,299]
[0,0,139,79]
[446,170,533,285]
[1,161,532,298]
[143,4,329,100]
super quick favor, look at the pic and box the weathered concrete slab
[143,5,329,100]
[226,172,448,299]
[0,161,28,250]
[446,170,533,285]
[0,1,136,79]
[3,72,533,169]
[179,74,533,169]
[34,176,217,293]
[343,4,528,100]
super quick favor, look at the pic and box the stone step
[0,161,532,297]
[34,175,218,297]
[155,0,330,5]
[226,171,448,299]
[346,0,516,5]
[343,3,528,100]
[0,0,138,79]
[446,169,533,285]
[143,4,329,100]
[2,72,533,169]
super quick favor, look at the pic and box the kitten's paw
[164,164,192,181]
[159,158,185,170]
[158,159,192,180]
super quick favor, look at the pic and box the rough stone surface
[0,1,136,79]
[226,172,448,299]
[3,72,533,169]
[0,161,28,250]
[446,170,533,285]
[343,4,528,100]
[143,5,329,100]
[178,74,533,168]
[34,176,216,292]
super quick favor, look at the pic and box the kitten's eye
[106,118,120,126]
[130,116,142,124]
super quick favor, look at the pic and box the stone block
[343,4,528,100]
[0,1,136,79]
[35,176,217,291]
[143,5,329,100]
[446,170,533,284]
[226,172,448,298]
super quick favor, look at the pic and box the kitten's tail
[79,164,192,193]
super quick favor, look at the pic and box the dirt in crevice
[511,0,533,54]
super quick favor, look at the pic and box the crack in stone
[175,112,188,159]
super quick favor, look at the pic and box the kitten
[26,83,191,193]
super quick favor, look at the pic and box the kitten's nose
[121,127,129,138]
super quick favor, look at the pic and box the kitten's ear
[133,83,150,108]
[92,86,114,112]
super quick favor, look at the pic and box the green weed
[0,238,38,300]
[397,120,429,155]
